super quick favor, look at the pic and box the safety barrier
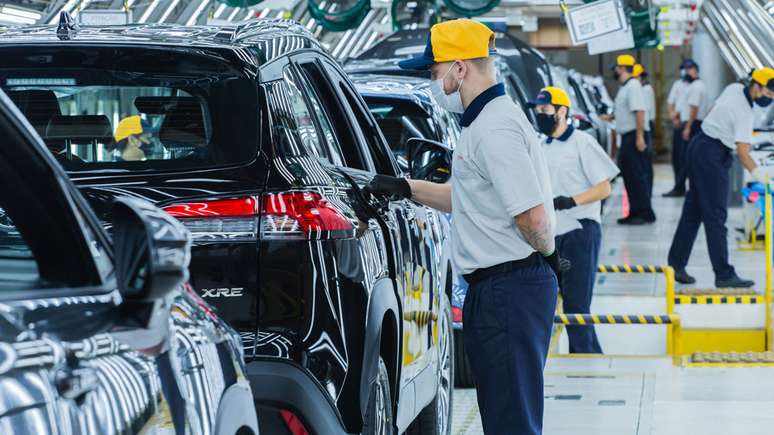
[555,313,677,325]
[555,313,682,356]
[595,264,676,354]
[674,295,765,305]
[672,189,773,357]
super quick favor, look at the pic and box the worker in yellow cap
[668,67,774,288]
[606,54,655,225]
[113,115,152,161]
[365,19,563,434]
[634,64,656,136]
[530,86,619,354]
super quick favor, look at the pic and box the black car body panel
[0,19,453,434]
[0,88,258,434]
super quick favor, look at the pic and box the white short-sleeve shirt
[451,94,555,274]
[701,83,754,149]
[667,79,687,108]
[614,78,648,134]
[543,127,620,224]
[681,79,711,122]
[642,83,656,124]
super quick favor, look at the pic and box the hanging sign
[565,0,625,45]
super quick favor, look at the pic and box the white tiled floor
[451,164,774,435]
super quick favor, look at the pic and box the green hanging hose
[307,0,371,31]
[442,0,499,18]
[217,0,265,8]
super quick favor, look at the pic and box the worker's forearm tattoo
[517,217,555,256]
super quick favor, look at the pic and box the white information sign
[566,0,625,45]
[79,10,131,26]
[587,25,635,55]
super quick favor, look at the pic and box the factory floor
[451,164,774,435]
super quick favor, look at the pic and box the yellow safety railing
[555,313,682,355]
[597,264,676,354]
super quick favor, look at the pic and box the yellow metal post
[765,188,772,350]
[664,266,675,355]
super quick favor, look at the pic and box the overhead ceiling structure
[700,0,773,78]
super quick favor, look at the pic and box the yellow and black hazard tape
[403,311,438,326]
[597,264,667,273]
[554,313,677,325]
[674,295,765,305]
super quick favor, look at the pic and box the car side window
[297,60,369,171]
[334,77,397,176]
[291,66,345,167]
[283,68,332,164]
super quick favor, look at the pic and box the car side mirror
[112,197,191,306]
[407,137,453,183]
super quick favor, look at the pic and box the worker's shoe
[673,269,697,284]
[662,189,686,198]
[617,215,646,225]
[715,276,755,288]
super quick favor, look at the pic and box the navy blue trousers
[556,219,603,353]
[672,121,703,192]
[619,131,655,220]
[668,132,736,280]
[672,126,686,192]
[463,259,558,435]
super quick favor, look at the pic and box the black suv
[0,89,258,434]
[0,18,454,435]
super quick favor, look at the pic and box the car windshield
[1,45,261,172]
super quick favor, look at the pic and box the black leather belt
[463,252,541,286]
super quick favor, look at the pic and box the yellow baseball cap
[614,54,636,68]
[633,64,645,77]
[752,67,774,91]
[114,115,144,142]
[399,19,496,70]
[528,87,572,109]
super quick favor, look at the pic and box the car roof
[0,18,321,64]
[351,74,435,116]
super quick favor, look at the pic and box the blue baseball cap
[681,58,699,70]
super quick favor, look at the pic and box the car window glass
[292,67,345,167]
[283,68,332,164]
[363,96,435,171]
[298,61,368,171]
[2,46,261,172]
[337,81,396,176]
[0,206,40,288]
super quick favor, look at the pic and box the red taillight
[452,306,463,323]
[261,192,354,239]
[163,197,258,217]
[163,197,259,242]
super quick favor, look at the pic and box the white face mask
[430,63,464,114]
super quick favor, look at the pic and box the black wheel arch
[361,277,402,422]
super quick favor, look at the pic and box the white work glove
[753,166,770,185]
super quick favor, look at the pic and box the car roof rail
[210,18,315,45]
